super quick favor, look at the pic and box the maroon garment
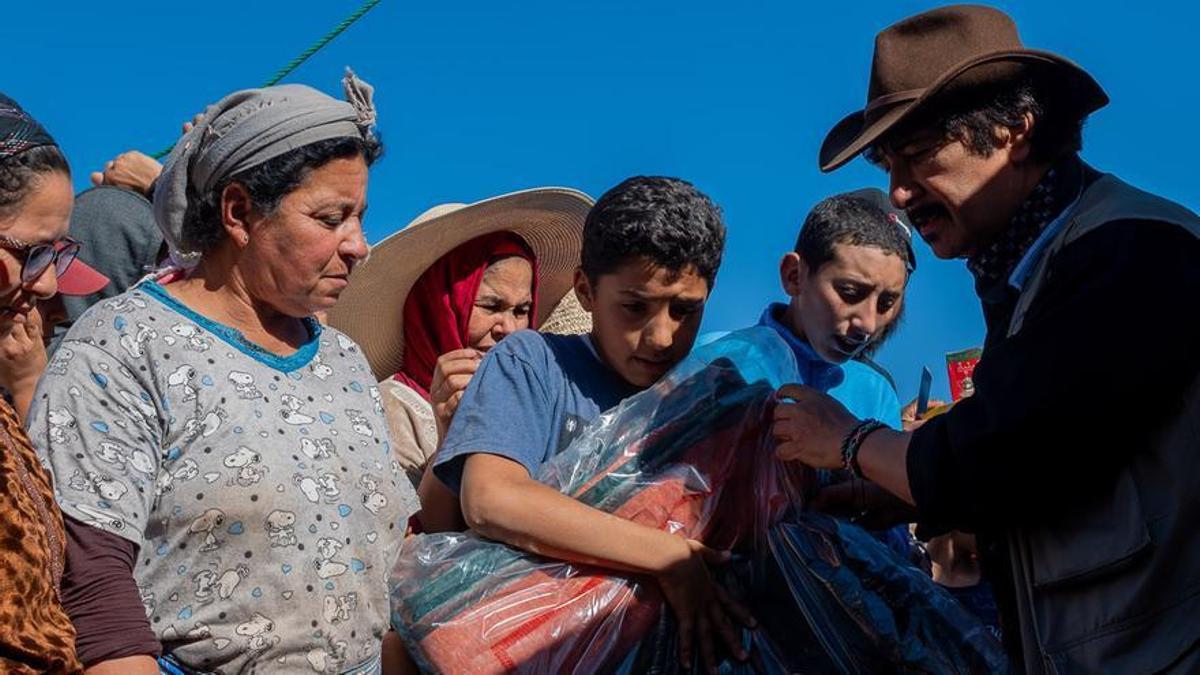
[61,515,161,666]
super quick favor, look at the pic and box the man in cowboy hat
[771,4,1200,672]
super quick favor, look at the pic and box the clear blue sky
[7,1,1196,400]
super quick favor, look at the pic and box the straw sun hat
[328,187,594,381]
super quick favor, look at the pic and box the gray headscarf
[153,68,376,267]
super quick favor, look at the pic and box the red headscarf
[394,232,538,400]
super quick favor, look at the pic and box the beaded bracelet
[840,418,887,478]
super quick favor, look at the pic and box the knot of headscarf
[153,68,377,267]
[0,93,56,159]
[395,232,539,400]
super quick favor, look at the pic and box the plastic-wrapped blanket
[390,328,1008,673]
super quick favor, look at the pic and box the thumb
[90,171,103,186]
[692,541,732,566]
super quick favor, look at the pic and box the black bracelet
[840,419,887,479]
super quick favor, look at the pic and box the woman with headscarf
[29,71,418,674]
[329,190,592,532]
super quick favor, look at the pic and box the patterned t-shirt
[29,281,418,674]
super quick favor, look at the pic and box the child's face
[779,243,906,364]
[574,258,709,388]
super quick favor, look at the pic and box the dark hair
[868,71,1086,165]
[0,144,70,218]
[581,176,726,289]
[795,194,910,275]
[182,134,383,254]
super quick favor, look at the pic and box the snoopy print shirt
[28,281,418,674]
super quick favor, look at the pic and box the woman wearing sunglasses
[0,91,106,674]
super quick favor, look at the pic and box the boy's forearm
[461,454,689,575]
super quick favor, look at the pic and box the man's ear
[573,268,595,312]
[780,252,808,297]
[1000,111,1036,163]
[221,181,257,248]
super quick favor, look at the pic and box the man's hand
[772,384,858,469]
[900,397,948,431]
[90,151,163,197]
[430,349,482,439]
[656,537,755,674]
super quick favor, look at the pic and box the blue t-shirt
[756,303,902,429]
[433,330,639,492]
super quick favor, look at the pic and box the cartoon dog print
[322,592,358,624]
[293,472,340,504]
[227,371,263,400]
[170,323,212,352]
[103,295,148,313]
[127,449,156,477]
[369,385,383,415]
[314,537,349,579]
[223,446,267,487]
[46,345,75,376]
[47,408,79,445]
[235,613,279,654]
[182,408,225,443]
[118,388,160,422]
[345,409,373,437]
[264,510,297,548]
[280,394,315,425]
[156,458,201,496]
[335,334,358,353]
[357,475,387,515]
[306,641,347,674]
[193,564,248,602]
[188,508,226,552]
[167,365,199,402]
[119,322,158,358]
[309,354,334,380]
[94,441,130,469]
[68,470,128,502]
[138,586,156,617]
[299,437,335,461]
[73,503,125,531]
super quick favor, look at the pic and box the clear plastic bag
[390,328,1008,673]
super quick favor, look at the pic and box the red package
[946,348,982,402]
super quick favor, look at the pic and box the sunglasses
[0,234,82,285]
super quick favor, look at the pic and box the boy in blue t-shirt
[765,189,917,553]
[433,176,754,671]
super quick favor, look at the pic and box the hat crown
[868,5,1022,106]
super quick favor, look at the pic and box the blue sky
[7,1,1196,400]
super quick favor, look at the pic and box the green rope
[150,0,381,159]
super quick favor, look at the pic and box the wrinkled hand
[0,308,49,396]
[900,397,948,431]
[810,479,918,529]
[772,384,858,469]
[90,151,163,196]
[657,538,755,673]
[430,349,482,438]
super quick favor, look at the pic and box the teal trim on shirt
[139,280,322,373]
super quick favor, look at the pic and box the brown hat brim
[819,49,1109,172]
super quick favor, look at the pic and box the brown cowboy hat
[819,4,1108,172]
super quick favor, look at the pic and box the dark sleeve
[907,220,1200,533]
[61,515,161,666]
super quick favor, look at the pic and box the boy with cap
[773,5,1200,671]
[430,176,753,671]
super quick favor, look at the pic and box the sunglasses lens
[54,243,81,278]
[22,245,56,283]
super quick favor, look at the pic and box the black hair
[0,144,70,219]
[795,194,910,275]
[182,134,383,254]
[581,176,726,288]
[868,70,1086,165]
